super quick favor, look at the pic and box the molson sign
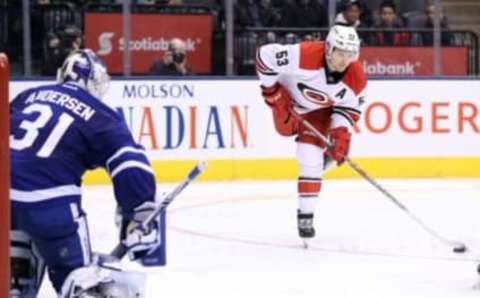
[102,80,290,160]
[361,47,468,75]
[84,13,212,74]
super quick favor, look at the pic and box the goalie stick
[110,160,208,259]
[289,110,467,253]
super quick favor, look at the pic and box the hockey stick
[289,110,467,253]
[110,160,208,259]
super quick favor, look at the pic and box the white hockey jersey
[256,41,367,128]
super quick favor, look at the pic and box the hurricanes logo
[297,83,333,106]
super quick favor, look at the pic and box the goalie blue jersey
[10,82,156,212]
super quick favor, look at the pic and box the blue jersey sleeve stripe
[110,161,154,178]
[106,146,146,169]
[107,152,149,174]
[10,185,81,203]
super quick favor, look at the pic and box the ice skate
[297,210,315,249]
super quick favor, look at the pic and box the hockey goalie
[9,49,161,297]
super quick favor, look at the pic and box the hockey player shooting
[10,49,160,297]
[256,25,367,244]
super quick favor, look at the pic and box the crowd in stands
[232,0,458,74]
[0,0,461,75]
[234,0,453,47]
[1,0,219,74]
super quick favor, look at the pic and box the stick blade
[453,244,467,254]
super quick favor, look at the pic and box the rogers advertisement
[361,47,468,76]
[84,13,212,74]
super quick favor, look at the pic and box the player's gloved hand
[121,201,161,261]
[327,126,351,165]
[261,82,299,136]
[261,82,292,108]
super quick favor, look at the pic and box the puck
[453,245,467,253]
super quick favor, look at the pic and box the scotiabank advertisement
[84,13,212,74]
[361,47,468,76]
[9,79,480,159]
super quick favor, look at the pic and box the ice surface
[39,179,480,298]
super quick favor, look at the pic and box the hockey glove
[121,201,161,261]
[261,82,292,108]
[261,83,299,136]
[328,126,351,165]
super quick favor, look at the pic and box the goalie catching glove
[327,126,351,165]
[119,201,161,261]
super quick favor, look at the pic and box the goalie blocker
[140,209,167,266]
[115,207,167,267]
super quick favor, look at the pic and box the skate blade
[302,239,310,249]
[472,278,480,290]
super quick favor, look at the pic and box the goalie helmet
[57,49,110,99]
[325,25,360,71]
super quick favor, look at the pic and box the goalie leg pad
[12,202,92,293]
[10,230,45,298]
[59,263,146,298]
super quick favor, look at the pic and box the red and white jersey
[256,41,367,128]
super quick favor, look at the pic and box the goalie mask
[57,49,110,99]
[325,25,360,72]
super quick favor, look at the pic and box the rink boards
[10,78,480,182]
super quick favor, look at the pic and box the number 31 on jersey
[10,103,74,158]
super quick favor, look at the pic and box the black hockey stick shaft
[290,110,465,249]
[110,160,208,259]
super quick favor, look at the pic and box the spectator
[258,31,277,45]
[405,2,452,46]
[335,0,372,43]
[150,38,193,75]
[234,0,281,28]
[335,0,371,28]
[42,24,83,76]
[279,0,328,28]
[284,32,299,44]
[166,0,183,5]
[421,3,452,46]
[372,0,409,46]
[136,0,156,4]
[6,2,22,69]
[397,0,428,15]
[208,0,225,31]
